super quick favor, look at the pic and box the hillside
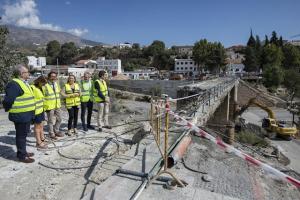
[1,25,104,48]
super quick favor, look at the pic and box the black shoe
[103,125,112,129]
[19,157,35,163]
[26,152,34,157]
[83,125,88,132]
[87,125,95,130]
[98,128,102,132]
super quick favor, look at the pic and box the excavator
[237,98,298,140]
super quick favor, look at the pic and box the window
[190,67,193,70]
[176,62,179,65]
[181,62,183,65]
[190,62,193,65]
[185,62,188,65]
[176,67,180,70]
[185,67,188,70]
[181,67,183,70]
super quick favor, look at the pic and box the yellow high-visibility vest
[30,85,44,115]
[80,80,93,103]
[9,79,35,113]
[42,82,61,111]
[65,83,81,109]
[93,79,108,103]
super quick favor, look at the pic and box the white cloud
[68,28,89,37]
[1,0,88,37]
[65,1,71,5]
[1,0,62,31]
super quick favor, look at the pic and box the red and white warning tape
[165,108,300,188]
[168,93,203,102]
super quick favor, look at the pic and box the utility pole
[56,57,60,78]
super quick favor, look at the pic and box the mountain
[1,24,104,48]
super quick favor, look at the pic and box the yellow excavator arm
[237,98,276,119]
[247,98,276,119]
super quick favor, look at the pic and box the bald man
[3,65,35,163]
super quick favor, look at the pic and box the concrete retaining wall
[109,80,196,98]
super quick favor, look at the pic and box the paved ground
[242,107,300,173]
[0,99,151,200]
[138,134,300,200]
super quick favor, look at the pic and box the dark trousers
[14,122,31,159]
[81,100,93,127]
[67,106,79,130]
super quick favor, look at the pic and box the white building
[123,71,158,80]
[68,68,94,78]
[75,59,97,69]
[96,57,122,77]
[119,42,132,49]
[227,63,245,75]
[27,56,46,70]
[173,45,193,56]
[174,58,205,76]
[288,40,300,46]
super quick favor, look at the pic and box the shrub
[236,131,268,147]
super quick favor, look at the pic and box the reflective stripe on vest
[31,85,44,115]
[43,82,61,111]
[80,80,92,102]
[93,79,108,103]
[9,79,35,113]
[65,83,81,109]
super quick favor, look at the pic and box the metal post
[158,104,161,144]
[164,108,169,170]
[148,98,185,188]
[56,58,60,80]
[150,100,153,131]
[208,91,211,106]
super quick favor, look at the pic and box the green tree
[255,35,263,68]
[132,43,140,50]
[243,47,258,72]
[264,35,269,46]
[207,42,226,73]
[146,40,165,56]
[79,46,93,59]
[46,40,61,64]
[282,44,300,70]
[263,64,284,87]
[261,44,283,67]
[0,25,27,93]
[193,39,226,73]
[192,39,211,72]
[270,31,278,46]
[278,36,284,47]
[284,69,300,101]
[151,52,174,71]
[59,42,78,64]
[247,30,256,47]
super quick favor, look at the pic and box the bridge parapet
[173,77,239,126]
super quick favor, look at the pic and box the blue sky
[1,0,300,47]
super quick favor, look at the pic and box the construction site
[0,77,300,200]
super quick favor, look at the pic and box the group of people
[3,65,111,163]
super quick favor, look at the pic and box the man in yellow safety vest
[80,72,94,131]
[3,65,36,163]
[42,71,64,139]
[93,70,111,132]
